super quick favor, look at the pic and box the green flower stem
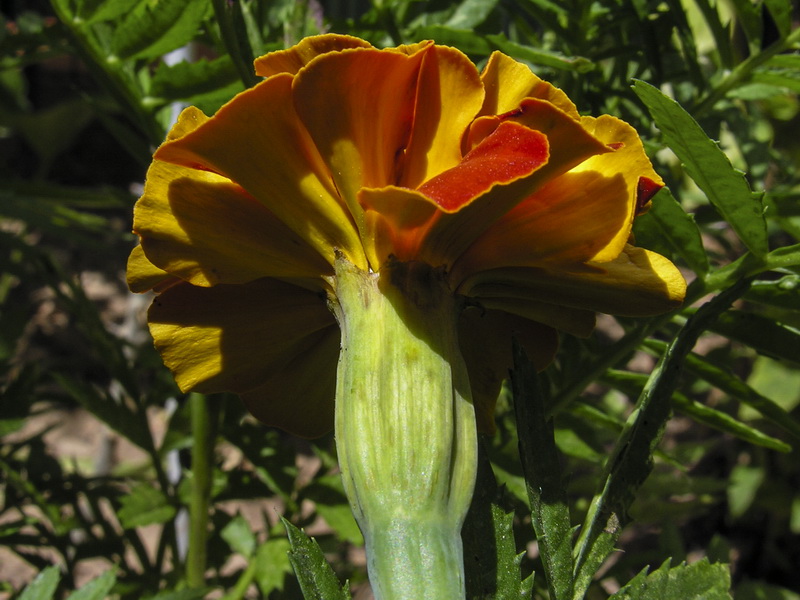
[187,393,219,588]
[329,257,477,600]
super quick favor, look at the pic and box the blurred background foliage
[1,0,799,598]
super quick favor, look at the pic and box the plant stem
[186,393,218,588]
[330,257,477,600]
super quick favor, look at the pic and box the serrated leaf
[18,566,60,600]
[640,187,709,275]
[610,558,731,599]
[632,80,768,257]
[282,519,351,600]
[221,513,257,558]
[445,0,499,28]
[709,310,800,365]
[254,538,293,595]
[573,282,750,600]
[111,0,212,60]
[117,484,176,529]
[511,342,573,600]
[65,571,117,600]
[462,443,533,600]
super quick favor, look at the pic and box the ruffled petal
[479,51,579,118]
[460,245,687,317]
[459,307,558,433]
[134,160,331,286]
[253,34,372,77]
[398,45,485,189]
[147,277,336,394]
[451,169,629,280]
[574,115,664,262]
[291,46,427,220]
[241,325,339,438]
[420,107,609,267]
[154,78,365,270]
[358,186,439,269]
[418,121,549,212]
[127,244,180,293]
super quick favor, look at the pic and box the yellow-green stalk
[328,256,478,600]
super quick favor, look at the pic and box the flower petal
[398,45,485,189]
[573,115,664,262]
[451,169,630,280]
[459,307,558,433]
[134,160,331,286]
[240,325,339,438]
[358,186,439,269]
[291,46,427,220]
[147,277,336,394]
[418,121,549,212]
[154,78,366,269]
[253,34,372,77]
[127,244,180,293]
[479,51,579,118]
[460,245,687,317]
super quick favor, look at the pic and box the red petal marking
[606,142,624,150]
[636,176,663,215]
[417,121,549,212]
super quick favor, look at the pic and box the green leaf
[282,519,351,600]
[572,281,750,600]
[610,558,732,599]
[632,80,768,257]
[511,342,573,600]
[745,275,800,311]
[644,340,800,441]
[65,571,117,600]
[603,369,792,452]
[111,0,212,60]
[254,538,293,595]
[640,187,709,275]
[117,484,176,529]
[445,0,500,28]
[18,566,60,600]
[462,443,534,600]
[727,464,765,518]
[148,56,243,110]
[79,0,140,24]
[221,513,257,558]
[709,310,800,365]
[486,35,595,72]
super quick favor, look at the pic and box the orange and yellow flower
[128,34,686,437]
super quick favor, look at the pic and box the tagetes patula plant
[128,34,685,599]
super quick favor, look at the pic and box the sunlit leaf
[117,484,176,529]
[633,80,768,257]
[18,566,60,600]
[610,558,732,600]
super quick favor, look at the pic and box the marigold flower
[128,34,684,438]
[128,34,685,598]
